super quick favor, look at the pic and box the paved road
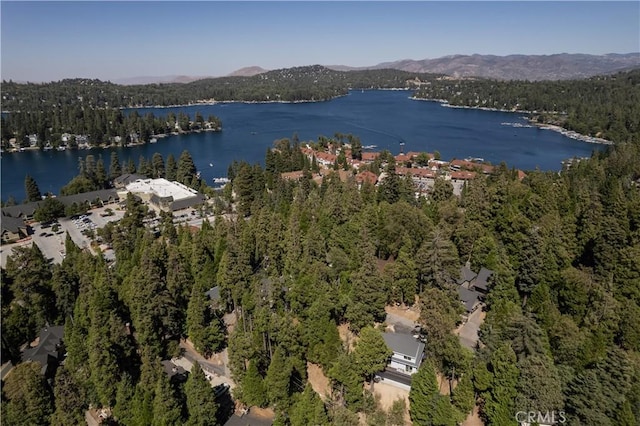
[179,339,235,388]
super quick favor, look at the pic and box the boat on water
[209,163,214,167]
[150,138,158,143]
[212,177,230,184]
[363,145,377,149]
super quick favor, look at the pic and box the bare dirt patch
[437,373,454,395]
[250,406,275,420]
[461,404,484,426]
[385,304,420,323]
[338,323,357,351]
[307,362,331,400]
[372,381,410,412]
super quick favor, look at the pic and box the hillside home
[375,332,425,390]
[22,325,65,381]
[457,262,493,313]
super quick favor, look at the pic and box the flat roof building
[123,178,205,212]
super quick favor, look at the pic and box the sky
[1,1,639,82]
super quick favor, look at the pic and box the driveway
[179,339,235,388]
[455,308,485,350]
[385,305,420,334]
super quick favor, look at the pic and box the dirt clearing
[307,362,331,399]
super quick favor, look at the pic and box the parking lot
[1,203,126,267]
[58,204,124,258]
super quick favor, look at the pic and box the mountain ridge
[112,52,639,85]
[245,52,640,82]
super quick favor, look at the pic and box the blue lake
[1,90,601,201]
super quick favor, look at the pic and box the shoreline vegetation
[1,127,222,154]
[412,96,614,145]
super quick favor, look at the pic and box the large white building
[122,178,205,212]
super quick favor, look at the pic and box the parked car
[213,383,230,398]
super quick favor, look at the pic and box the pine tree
[185,364,218,426]
[265,346,293,409]
[152,374,184,426]
[186,282,224,357]
[109,151,122,180]
[409,361,440,425]
[353,326,392,382]
[387,398,407,426]
[152,152,165,179]
[177,150,197,186]
[289,384,329,426]
[451,373,475,418]
[2,362,53,426]
[241,361,268,407]
[482,344,519,425]
[51,367,86,426]
[346,240,386,332]
[122,158,134,175]
[24,174,42,202]
[95,156,107,188]
[166,154,177,181]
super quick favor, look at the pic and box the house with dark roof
[1,215,30,244]
[22,325,65,380]
[205,286,224,310]
[2,203,39,220]
[457,262,493,313]
[161,359,188,383]
[59,189,120,209]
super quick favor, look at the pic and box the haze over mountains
[113,53,640,85]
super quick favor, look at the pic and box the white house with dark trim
[376,332,425,390]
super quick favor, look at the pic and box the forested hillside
[2,132,639,424]
[414,69,640,143]
[0,67,433,150]
[1,67,434,110]
[3,67,640,153]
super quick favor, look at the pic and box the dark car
[213,383,230,398]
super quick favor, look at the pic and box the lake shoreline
[410,96,613,145]
[1,128,222,154]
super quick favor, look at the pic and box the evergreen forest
[2,132,640,425]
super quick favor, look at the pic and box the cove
[1,90,601,202]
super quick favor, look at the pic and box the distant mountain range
[329,53,640,81]
[114,53,640,85]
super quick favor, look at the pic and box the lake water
[1,90,601,202]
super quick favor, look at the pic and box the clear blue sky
[1,1,638,82]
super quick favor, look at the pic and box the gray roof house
[22,325,65,379]
[2,203,39,219]
[377,332,425,390]
[1,215,29,243]
[457,263,493,313]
